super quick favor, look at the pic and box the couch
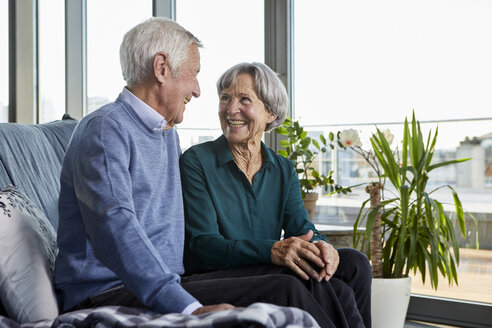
[0,116,318,328]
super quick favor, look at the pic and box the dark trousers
[70,249,371,328]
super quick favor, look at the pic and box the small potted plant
[341,112,472,328]
[274,116,346,220]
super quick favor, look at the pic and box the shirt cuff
[311,230,328,242]
[182,301,203,315]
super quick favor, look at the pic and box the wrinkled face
[160,44,201,127]
[219,73,276,145]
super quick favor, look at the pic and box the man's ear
[153,52,170,83]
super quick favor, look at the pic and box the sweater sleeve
[73,116,197,314]
[181,148,277,271]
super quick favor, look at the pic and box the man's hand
[314,240,339,281]
[192,303,236,315]
[271,230,326,281]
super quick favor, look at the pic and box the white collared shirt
[120,87,168,131]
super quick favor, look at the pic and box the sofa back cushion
[0,115,77,230]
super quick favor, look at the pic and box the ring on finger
[296,257,301,264]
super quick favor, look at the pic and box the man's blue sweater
[54,93,197,313]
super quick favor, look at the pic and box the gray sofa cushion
[0,115,77,230]
[0,161,8,191]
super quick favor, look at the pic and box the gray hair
[217,62,289,131]
[120,17,202,86]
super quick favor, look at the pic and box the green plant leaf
[354,203,371,255]
[371,134,399,188]
[427,158,471,172]
[410,111,420,169]
[448,186,466,237]
[300,137,311,148]
[275,126,289,135]
[424,127,438,171]
[401,117,409,182]
[278,149,288,158]
[392,184,409,277]
[416,244,427,284]
[280,139,290,148]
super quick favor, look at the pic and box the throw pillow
[0,185,59,323]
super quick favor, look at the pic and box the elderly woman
[180,62,372,328]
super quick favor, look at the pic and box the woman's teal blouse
[180,135,326,274]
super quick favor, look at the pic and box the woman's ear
[153,52,170,83]
[267,113,277,124]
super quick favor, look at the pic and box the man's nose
[193,80,201,98]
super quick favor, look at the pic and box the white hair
[120,17,202,86]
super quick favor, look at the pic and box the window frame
[8,0,15,122]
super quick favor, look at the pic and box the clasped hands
[271,230,339,282]
[191,230,338,315]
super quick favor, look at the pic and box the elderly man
[54,18,349,327]
[54,17,231,315]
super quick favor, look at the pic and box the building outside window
[0,0,8,122]
[294,0,492,305]
[86,0,152,113]
[175,0,264,150]
[38,0,65,123]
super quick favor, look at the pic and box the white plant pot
[371,276,411,328]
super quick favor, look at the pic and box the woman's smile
[227,119,247,128]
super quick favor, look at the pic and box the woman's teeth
[228,120,246,127]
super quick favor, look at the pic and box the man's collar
[121,87,168,131]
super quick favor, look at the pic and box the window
[294,0,492,305]
[38,0,65,123]
[0,0,8,122]
[294,0,492,125]
[86,0,152,113]
[175,0,264,150]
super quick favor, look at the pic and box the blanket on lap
[0,303,319,328]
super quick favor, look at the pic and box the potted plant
[274,116,347,220]
[341,112,471,328]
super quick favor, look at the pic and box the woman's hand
[314,240,339,281]
[271,230,326,281]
